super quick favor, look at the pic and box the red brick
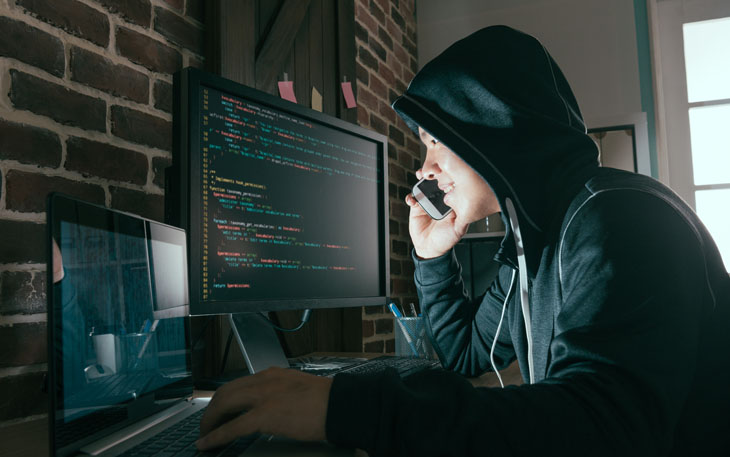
[358,45,378,72]
[5,170,105,213]
[0,323,46,367]
[354,20,369,44]
[97,0,151,27]
[385,338,395,353]
[369,0,385,24]
[364,305,385,315]
[391,5,405,28]
[163,0,183,10]
[0,372,47,422]
[391,199,408,219]
[398,149,413,168]
[66,136,149,184]
[0,118,62,167]
[10,70,106,132]
[389,124,405,146]
[152,155,171,188]
[406,136,421,155]
[17,0,109,47]
[393,41,407,64]
[390,257,401,274]
[111,105,172,151]
[362,320,374,338]
[154,6,204,55]
[369,112,387,135]
[116,26,182,74]
[71,46,149,103]
[0,16,64,77]
[357,87,378,111]
[375,317,393,334]
[369,37,386,62]
[0,219,45,263]
[153,79,173,113]
[110,186,164,221]
[386,17,403,44]
[356,4,377,34]
[392,239,409,258]
[402,259,415,276]
[389,162,405,184]
[379,100,396,124]
[369,72,387,98]
[402,34,417,57]
[363,340,384,353]
[357,105,369,127]
[387,141,397,160]
[0,271,45,315]
[378,64,396,87]
[355,62,369,86]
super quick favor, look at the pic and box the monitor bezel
[171,67,390,315]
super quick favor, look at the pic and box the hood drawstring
[505,198,535,384]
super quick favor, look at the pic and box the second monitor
[168,68,390,370]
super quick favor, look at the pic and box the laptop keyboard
[301,355,440,377]
[118,408,258,457]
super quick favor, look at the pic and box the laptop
[46,194,259,457]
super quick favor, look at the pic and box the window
[682,16,730,270]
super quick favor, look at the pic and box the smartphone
[412,178,453,220]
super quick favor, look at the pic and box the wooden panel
[336,0,357,123]
[308,0,324,110]
[255,0,312,91]
[321,0,337,116]
[206,0,256,86]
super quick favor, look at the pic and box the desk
[0,357,521,456]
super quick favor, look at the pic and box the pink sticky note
[278,81,297,103]
[341,81,357,108]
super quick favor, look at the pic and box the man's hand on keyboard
[196,367,332,450]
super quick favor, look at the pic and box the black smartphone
[412,178,453,220]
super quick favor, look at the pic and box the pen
[409,303,418,317]
[389,303,419,356]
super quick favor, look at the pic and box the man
[197,26,730,456]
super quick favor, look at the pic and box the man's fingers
[199,368,287,436]
[196,411,258,451]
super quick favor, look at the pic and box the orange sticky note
[341,82,356,108]
[278,81,297,103]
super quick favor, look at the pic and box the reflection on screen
[52,220,190,448]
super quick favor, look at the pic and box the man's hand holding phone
[406,175,469,259]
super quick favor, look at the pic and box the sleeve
[326,190,708,457]
[414,249,516,376]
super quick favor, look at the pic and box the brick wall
[0,0,203,425]
[355,0,419,353]
[0,0,418,425]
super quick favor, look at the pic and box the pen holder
[394,317,436,359]
[121,333,158,372]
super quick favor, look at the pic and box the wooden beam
[255,0,312,90]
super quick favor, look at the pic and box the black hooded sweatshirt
[325,26,730,456]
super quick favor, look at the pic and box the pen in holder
[394,316,436,359]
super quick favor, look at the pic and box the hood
[392,25,599,274]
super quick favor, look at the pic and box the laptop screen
[47,194,193,457]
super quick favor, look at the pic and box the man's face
[417,127,500,224]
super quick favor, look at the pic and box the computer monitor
[167,68,389,371]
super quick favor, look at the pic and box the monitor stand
[228,313,289,374]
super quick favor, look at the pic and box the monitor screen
[47,194,192,457]
[170,68,389,315]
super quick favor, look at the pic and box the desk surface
[0,357,522,456]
